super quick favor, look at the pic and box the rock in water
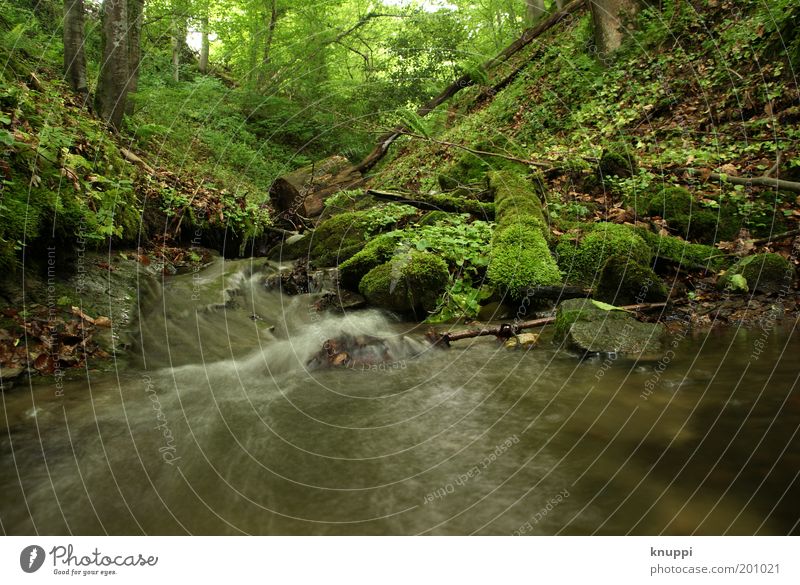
[504,332,540,349]
[554,298,665,355]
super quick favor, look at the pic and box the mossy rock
[554,298,665,355]
[267,233,311,261]
[595,255,668,305]
[338,233,402,290]
[556,223,652,286]
[598,148,637,179]
[635,228,729,272]
[717,253,794,294]
[308,206,415,267]
[359,251,449,316]
[645,186,738,244]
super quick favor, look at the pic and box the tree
[95,0,129,129]
[590,0,639,55]
[63,0,87,96]
[127,0,144,112]
[199,11,210,73]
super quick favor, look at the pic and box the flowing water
[1,257,798,535]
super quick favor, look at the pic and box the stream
[1,257,798,535]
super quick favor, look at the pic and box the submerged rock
[554,298,665,355]
[504,332,540,349]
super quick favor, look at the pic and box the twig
[750,228,800,246]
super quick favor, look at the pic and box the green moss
[635,228,729,271]
[645,186,738,244]
[718,253,794,294]
[595,255,668,305]
[599,148,637,179]
[309,205,415,267]
[359,251,449,315]
[486,170,561,297]
[417,211,451,226]
[488,233,562,297]
[488,170,546,227]
[338,233,402,290]
[556,223,652,285]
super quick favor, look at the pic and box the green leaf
[591,300,628,312]
[0,129,14,146]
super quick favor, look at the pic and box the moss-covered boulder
[359,251,449,315]
[554,298,665,355]
[595,255,668,305]
[308,205,415,267]
[598,148,637,179]
[644,186,737,244]
[556,223,652,285]
[338,233,402,290]
[486,170,561,298]
[717,253,794,294]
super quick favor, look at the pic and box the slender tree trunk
[172,12,186,82]
[199,15,210,73]
[527,0,547,24]
[63,0,87,97]
[95,0,129,129]
[126,0,143,114]
[590,0,639,55]
[263,0,278,67]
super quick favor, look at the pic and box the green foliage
[425,275,493,324]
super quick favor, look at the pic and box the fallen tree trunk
[270,155,364,217]
[366,189,495,217]
[428,302,668,346]
[352,0,587,174]
[682,168,800,194]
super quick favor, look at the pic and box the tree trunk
[126,0,143,114]
[199,15,210,73]
[63,0,87,97]
[527,0,547,24]
[353,0,587,174]
[270,155,363,217]
[172,13,186,82]
[590,0,639,55]
[95,0,129,130]
[263,0,278,67]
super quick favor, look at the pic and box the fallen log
[428,302,668,346]
[352,0,587,174]
[270,155,364,217]
[366,189,495,217]
[682,167,800,194]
